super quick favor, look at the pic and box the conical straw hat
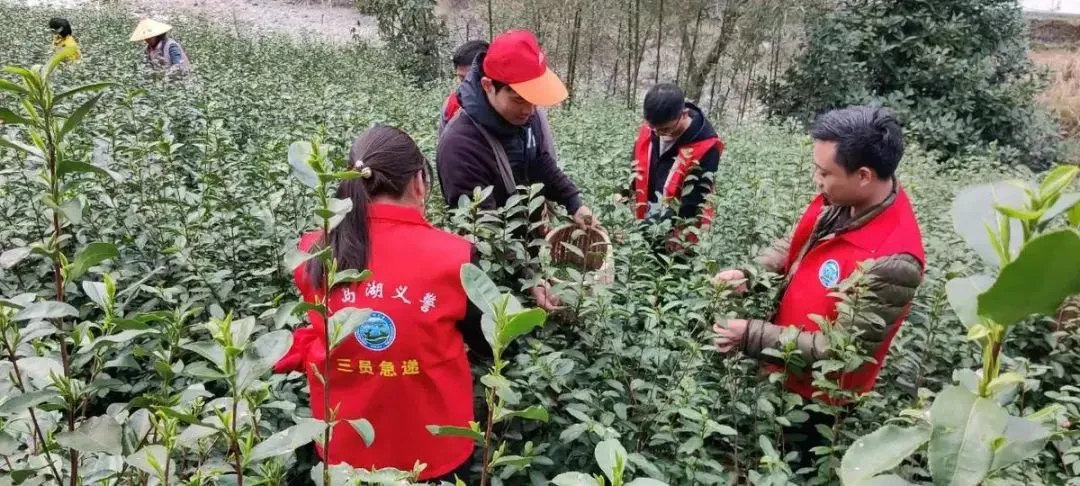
[130,19,172,42]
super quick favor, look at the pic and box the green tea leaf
[987,372,1025,396]
[0,107,31,126]
[46,45,78,76]
[177,424,220,448]
[247,420,324,463]
[230,316,257,347]
[460,262,505,314]
[928,386,1008,486]
[860,476,917,486]
[945,275,994,328]
[53,82,113,104]
[328,308,372,349]
[1038,165,1079,200]
[840,424,930,485]
[182,341,227,371]
[551,472,601,486]
[426,425,483,442]
[989,415,1051,472]
[993,204,1041,222]
[14,300,78,321]
[595,438,627,485]
[626,479,669,486]
[55,415,123,455]
[500,308,546,346]
[953,182,1027,267]
[1039,192,1080,224]
[349,419,375,447]
[494,405,549,424]
[0,79,28,96]
[0,136,44,159]
[0,388,61,413]
[0,247,32,269]
[331,269,372,288]
[59,93,102,140]
[82,280,110,311]
[56,158,120,180]
[68,242,118,281]
[327,197,353,230]
[288,141,318,188]
[977,229,1080,326]
[284,248,316,272]
[126,445,169,476]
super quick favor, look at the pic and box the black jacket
[437,55,582,214]
[629,102,721,221]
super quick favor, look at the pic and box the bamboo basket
[545,224,614,286]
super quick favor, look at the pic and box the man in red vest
[712,106,925,462]
[629,83,723,250]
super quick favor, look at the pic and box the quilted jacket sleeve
[741,253,924,365]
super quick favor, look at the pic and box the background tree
[763,0,1061,170]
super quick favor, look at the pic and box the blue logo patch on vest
[355,311,396,352]
[818,259,841,288]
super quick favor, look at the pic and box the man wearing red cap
[436,29,591,222]
[436,29,594,310]
[437,39,557,163]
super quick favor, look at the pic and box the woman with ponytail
[275,125,488,482]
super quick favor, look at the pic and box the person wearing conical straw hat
[130,18,190,73]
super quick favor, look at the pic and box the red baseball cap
[483,29,568,107]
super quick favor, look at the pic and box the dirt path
[128,0,379,44]
[11,0,378,44]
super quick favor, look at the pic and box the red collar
[837,186,913,252]
[367,203,430,227]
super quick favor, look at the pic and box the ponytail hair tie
[354,159,373,179]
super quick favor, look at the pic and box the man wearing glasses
[629,83,724,250]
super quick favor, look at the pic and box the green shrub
[764,0,1061,171]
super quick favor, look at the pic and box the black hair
[643,83,686,126]
[490,79,511,92]
[452,40,489,68]
[49,18,72,37]
[810,106,905,179]
[305,125,430,286]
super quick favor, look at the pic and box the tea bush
[1,4,1078,486]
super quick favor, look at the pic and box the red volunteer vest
[632,123,723,242]
[767,187,925,402]
[274,204,475,480]
[443,91,461,126]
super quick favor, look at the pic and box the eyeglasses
[649,113,686,137]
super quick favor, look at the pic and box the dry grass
[1033,49,1080,139]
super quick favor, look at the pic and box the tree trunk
[632,23,653,105]
[584,13,597,92]
[487,0,493,40]
[567,5,583,107]
[719,52,743,116]
[686,0,746,101]
[626,0,638,108]
[676,19,689,86]
[684,0,705,88]
[654,0,663,83]
[768,8,786,89]
[610,15,623,97]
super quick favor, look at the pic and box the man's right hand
[531,280,564,311]
[711,269,748,294]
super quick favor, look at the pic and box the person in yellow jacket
[49,18,81,61]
